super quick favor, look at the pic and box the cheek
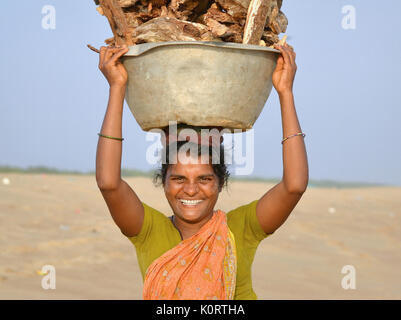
[200,183,220,199]
[164,182,181,198]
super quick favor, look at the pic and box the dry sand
[0,173,400,299]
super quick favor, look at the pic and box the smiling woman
[95,43,308,300]
[132,141,274,299]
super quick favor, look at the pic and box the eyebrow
[198,174,215,179]
[169,174,215,179]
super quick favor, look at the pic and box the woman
[95,42,308,300]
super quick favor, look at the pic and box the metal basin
[122,41,280,131]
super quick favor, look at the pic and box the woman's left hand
[272,42,297,95]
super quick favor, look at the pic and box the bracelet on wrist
[98,133,124,141]
[281,132,305,144]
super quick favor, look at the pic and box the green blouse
[127,200,272,300]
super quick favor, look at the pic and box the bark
[99,0,134,45]
[117,0,139,7]
[243,0,275,45]
[131,16,220,43]
[94,0,287,46]
[261,29,278,46]
[215,0,248,26]
[269,10,287,34]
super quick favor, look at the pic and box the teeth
[180,199,203,205]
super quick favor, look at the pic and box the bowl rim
[124,41,281,57]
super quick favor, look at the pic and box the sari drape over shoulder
[142,210,237,300]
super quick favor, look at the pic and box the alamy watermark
[42,5,56,30]
[341,265,356,290]
[145,121,255,175]
[40,265,56,290]
[341,5,356,30]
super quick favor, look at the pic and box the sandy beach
[0,173,400,299]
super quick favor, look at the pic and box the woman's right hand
[98,45,129,88]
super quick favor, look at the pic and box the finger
[109,47,129,64]
[99,46,107,67]
[275,54,284,70]
[284,43,297,66]
[277,45,291,67]
[274,57,284,75]
[282,44,296,67]
[284,42,294,51]
[104,46,119,62]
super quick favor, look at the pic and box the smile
[179,199,204,206]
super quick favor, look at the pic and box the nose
[183,181,199,196]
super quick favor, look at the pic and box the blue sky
[0,0,400,186]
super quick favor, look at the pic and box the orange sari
[142,210,237,300]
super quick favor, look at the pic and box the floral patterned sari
[143,210,237,300]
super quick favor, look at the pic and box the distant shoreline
[0,165,395,189]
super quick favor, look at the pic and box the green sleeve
[126,202,154,247]
[227,200,273,247]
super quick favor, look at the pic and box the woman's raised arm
[256,43,309,235]
[96,45,144,237]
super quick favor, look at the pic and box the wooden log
[202,5,242,41]
[204,5,237,24]
[131,16,220,43]
[99,0,134,45]
[168,0,203,21]
[105,37,116,45]
[95,0,286,46]
[261,29,278,46]
[269,10,287,34]
[124,4,171,27]
[118,0,139,7]
[243,0,275,45]
[215,0,248,26]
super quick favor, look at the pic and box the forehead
[167,161,215,176]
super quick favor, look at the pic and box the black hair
[153,140,230,190]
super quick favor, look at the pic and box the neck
[173,212,214,240]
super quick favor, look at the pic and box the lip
[178,199,204,207]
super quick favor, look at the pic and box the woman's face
[164,158,220,224]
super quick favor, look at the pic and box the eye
[172,177,184,183]
[200,177,213,183]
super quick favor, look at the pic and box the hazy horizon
[0,164,395,189]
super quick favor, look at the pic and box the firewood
[169,0,201,21]
[215,0,248,25]
[205,18,229,37]
[93,0,287,46]
[131,16,220,43]
[243,0,276,45]
[105,37,116,45]
[221,24,243,42]
[204,6,237,24]
[99,0,134,45]
[269,10,287,34]
[202,5,242,40]
[87,44,100,53]
[124,3,168,27]
[118,0,139,7]
[261,29,278,46]
[160,5,169,16]
[96,6,105,15]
